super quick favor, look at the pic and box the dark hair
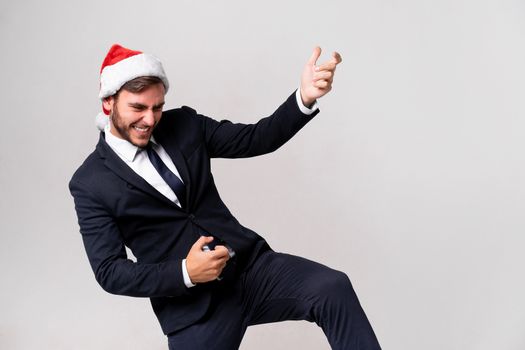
[115,76,165,98]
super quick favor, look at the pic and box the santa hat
[95,44,169,131]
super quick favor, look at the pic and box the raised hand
[300,46,342,107]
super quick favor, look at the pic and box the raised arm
[200,47,342,158]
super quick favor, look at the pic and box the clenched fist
[186,236,230,284]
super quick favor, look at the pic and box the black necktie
[146,143,187,208]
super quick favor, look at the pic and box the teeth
[133,126,149,131]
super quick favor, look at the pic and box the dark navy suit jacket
[69,90,319,334]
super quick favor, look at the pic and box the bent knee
[322,270,352,293]
[304,269,354,301]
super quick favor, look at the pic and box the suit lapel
[96,133,183,210]
[154,131,192,210]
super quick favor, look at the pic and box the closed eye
[129,103,147,111]
[128,102,165,111]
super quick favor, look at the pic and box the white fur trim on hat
[98,53,169,99]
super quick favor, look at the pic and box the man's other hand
[186,236,230,284]
[300,46,342,107]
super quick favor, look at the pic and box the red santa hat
[95,44,169,130]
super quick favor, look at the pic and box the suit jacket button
[126,183,134,189]
[188,214,195,220]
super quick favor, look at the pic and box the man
[69,43,381,349]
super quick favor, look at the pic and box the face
[103,83,166,148]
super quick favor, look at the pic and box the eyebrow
[128,102,165,109]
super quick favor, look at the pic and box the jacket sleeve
[198,89,320,158]
[69,179,190,298]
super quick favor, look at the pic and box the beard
[110,103,153,148]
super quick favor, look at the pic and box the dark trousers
[167,251,381,350]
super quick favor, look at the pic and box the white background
[1,0,524,349]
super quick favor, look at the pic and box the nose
[142,109,155,126]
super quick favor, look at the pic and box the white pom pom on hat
[95,44,169,131]
[95,112,109,131]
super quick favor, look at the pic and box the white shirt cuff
[295,88,319,115]
[182,259,196,288]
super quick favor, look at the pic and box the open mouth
[132,125,150,133]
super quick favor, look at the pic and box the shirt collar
[104,122,158,162]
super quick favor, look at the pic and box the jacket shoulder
[69,147,108,192]
[155,106,205,140]
[158,105,198,125]
[181,105,196,114]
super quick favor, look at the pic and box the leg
[167,282,245,350]
[240,251,381,350]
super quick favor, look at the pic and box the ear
[102,96,115,113]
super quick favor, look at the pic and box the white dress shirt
[104,88,318,288]
[104,126,184,206]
